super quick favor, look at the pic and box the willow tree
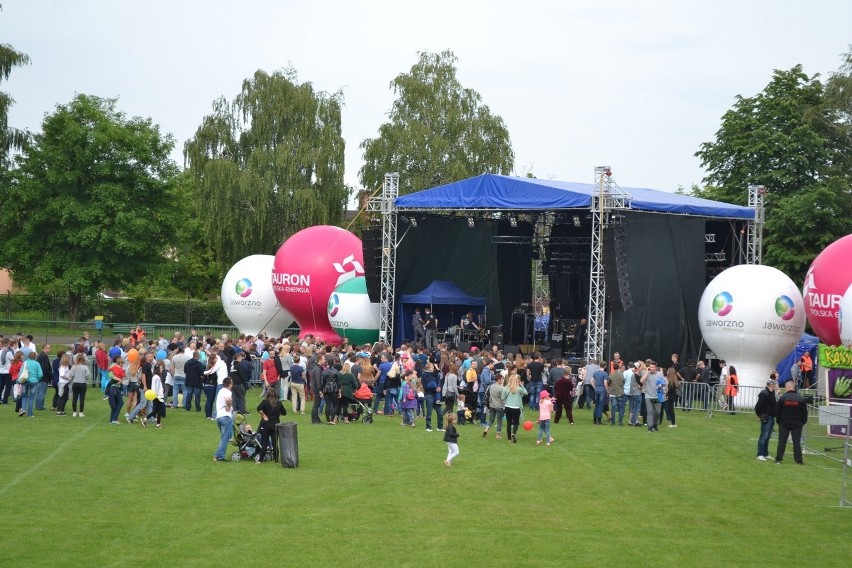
[360,50,514,195]
[184,69,348,267]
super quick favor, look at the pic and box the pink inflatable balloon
[272,226,365,344]
[802,234,852,346]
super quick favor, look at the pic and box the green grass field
[1,393,849,567]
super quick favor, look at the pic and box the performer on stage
[460,311,480,342]
[424,308,438,350]
[412,308,426,347]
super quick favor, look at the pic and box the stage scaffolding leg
[367,173,399,345]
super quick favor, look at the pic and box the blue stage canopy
[395,174,754,220]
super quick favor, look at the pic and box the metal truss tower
[532,213,555,314]
[366,173,399,343]
[585,166,631,363]
[746,184,765,265]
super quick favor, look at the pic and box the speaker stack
[603,224,632,312]
[490,325,504,349]
[361,226,382,304]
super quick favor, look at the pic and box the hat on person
[766,379,777,386]
[634,361,641,368]
[540,390,550,399]
[470,346,478,353]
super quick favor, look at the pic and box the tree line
[1,14,850,320]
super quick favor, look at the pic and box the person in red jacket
[95,342,110,393]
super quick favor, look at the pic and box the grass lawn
[1,393,849,567]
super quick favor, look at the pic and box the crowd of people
[0,327,813,467]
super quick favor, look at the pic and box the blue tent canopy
[395,174,754,220]
[775,333,819,384]
[396,281,485,345]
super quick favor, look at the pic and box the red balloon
[523,420,533,431]
[272,226,364,344]
[803,234,852,346]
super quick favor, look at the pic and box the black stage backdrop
[608,212,706,364]
[394,212,709,363]
[394,215,533,343]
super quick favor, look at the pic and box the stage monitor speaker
[504,344,520,357]
[603,225,632,312]
[361,227,382,303]
[458,341,472,353]
[548,348,563,360]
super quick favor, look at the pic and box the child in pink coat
[537,390,555,446]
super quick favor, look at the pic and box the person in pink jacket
[537,390,555,446]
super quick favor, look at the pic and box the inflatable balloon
[699,265,805,391]
[523,420,533,431]
[839,284,852,349]
[328,277,380,346]
[272,226,364,344]
[144,389,156,401]
[127,349,139,363]
[222,255,295,336]
[156,349,167,361]
[803,234,852,346]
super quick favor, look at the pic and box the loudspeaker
[548,347,563,360]
[504,344,519,357]
[491,333,504,349]
[361,227,382,303]
[458,341,472,353]
[603,225,632,312]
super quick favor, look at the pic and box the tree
[695,64,852,281]
[0,94,179,321]
[359,50,514,195]
[1,5,31,160]
[184,69,349,268]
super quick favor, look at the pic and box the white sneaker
[72,412,77,417]
[79,413,85,418]
[669,424,677,428]
[757,456,767,461]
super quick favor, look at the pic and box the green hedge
[2,294,230,326]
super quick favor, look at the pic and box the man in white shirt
[213,377,234,462]
[717,360,729,410]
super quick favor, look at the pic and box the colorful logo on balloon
[235,278,252,298]
[712,292,733,316]
[327,293,340,317]
[774,295,795,321]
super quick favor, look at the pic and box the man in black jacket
[36,344,52,410]
[754,377,777,461]
[775,379,808,464]
[184,351,205,412]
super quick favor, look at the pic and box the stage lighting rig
[467,216,475,228]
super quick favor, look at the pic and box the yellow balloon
[144,389,156,401]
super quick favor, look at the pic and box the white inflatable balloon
[840,284,852,349]
[222,255,294,336]
[327,277,380,346]
[699,265,805,391]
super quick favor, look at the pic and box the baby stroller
[230,413,274,462]
[350,383,374,424]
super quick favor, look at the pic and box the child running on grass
[443,413,460,467]
[537,390,555,446]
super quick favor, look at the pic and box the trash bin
[276,422,299,468]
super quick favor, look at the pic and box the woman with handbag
[10,351,24,414]
[19,351,43,417]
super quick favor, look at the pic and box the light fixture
[572,215,581,228]
[467,216,475,228]
[509,215,518,228]
[409,216,418,228]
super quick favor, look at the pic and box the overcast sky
[4,0,851,195]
